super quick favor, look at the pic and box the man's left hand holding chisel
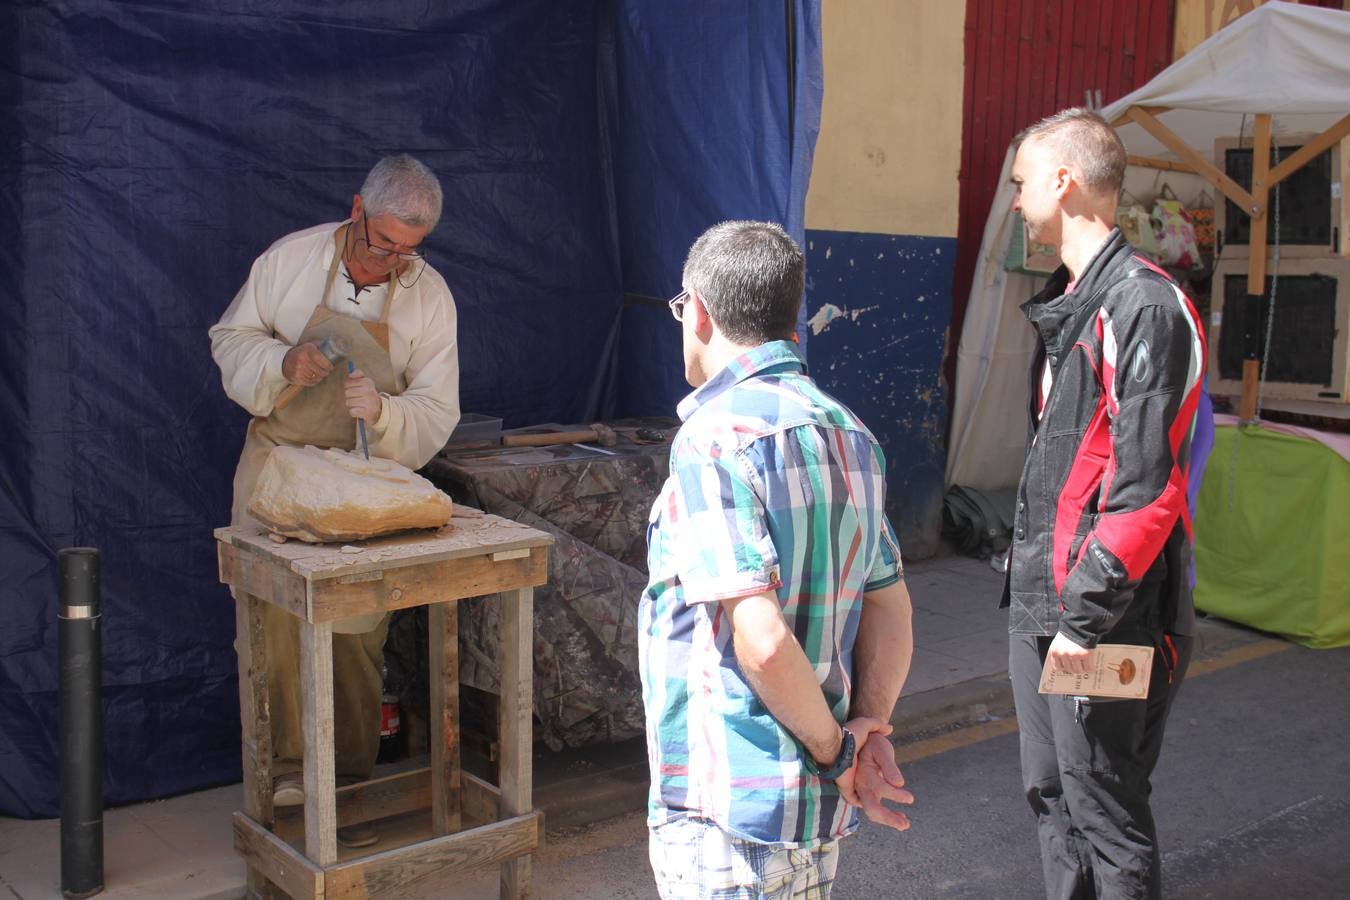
[345,362,379,460]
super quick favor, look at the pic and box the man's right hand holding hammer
[282,342,335,388]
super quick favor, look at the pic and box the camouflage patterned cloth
[416,420,675,749]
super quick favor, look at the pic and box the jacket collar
[1021,228,1135,353]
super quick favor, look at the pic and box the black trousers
[1010,628,1192,900]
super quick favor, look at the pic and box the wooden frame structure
[216,513,552,899]
[1206,256,1350,404]
[1111,106,1350,418]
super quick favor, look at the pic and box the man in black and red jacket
[1003,108,1207,899]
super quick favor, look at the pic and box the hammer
[274,335,349,411]
[501,423,618,448]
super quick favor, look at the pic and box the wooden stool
[215,512,552,899]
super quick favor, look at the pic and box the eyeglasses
[357,214,427,288]
[668,289,690,322]
[360,214,424,262]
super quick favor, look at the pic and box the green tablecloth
[1195,424,1350,648]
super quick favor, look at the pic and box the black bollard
[59,548,103,898]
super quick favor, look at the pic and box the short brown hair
[683,221,804,345]
[1016,108,1126,197]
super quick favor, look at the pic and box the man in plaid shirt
[640,220,917,898]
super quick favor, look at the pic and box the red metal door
[947,0,1173,401]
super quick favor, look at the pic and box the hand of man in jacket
[1047,631,1094,675]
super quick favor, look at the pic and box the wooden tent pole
[1240,114,1272,422]
[1266,114,1350,189]
[1125,154,1198,174]
[1126,107,1258,213]
[1113,107,1350,419]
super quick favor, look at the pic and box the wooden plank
[1343,135,1350,258]
[1126,154,1198,174]
[324,812,542,899]
[429,602,462,836]
[233,812,323,900]
[1248,114,1272,289]
[234,595,274,897]
[1110,104,1168,129]
[1126,106,1258,213]
[215,517,552,582]
[1240,359,1261,421]
[300,621,338,866]
[291,528,547,581]
[498,586,534,899]
[219,542,309,619]
[1266,115,1350,190]
[1242,114,1273,423]
[463,771,501,825]
[309,547,548,624]
[273,768,434,841]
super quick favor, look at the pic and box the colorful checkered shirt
[640,340,902,847]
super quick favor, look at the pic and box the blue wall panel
[804,229,954,559]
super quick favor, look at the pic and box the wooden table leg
[300,620,338,867]
[429,601,462,835]
[498,587,533,899]
[235,594,274,898]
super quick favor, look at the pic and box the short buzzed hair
[359,154,443,230]
[683,220,804,345]
[1016,108,1126,198]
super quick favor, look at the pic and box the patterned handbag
[1152,185,1204,271]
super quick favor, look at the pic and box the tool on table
[500,422,618,449]
[274,334,350,410]
[635,427,672,443]
[349,360,370,460]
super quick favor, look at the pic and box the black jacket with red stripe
[1002,229,1207,646]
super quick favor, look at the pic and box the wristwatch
[811,727,856,781]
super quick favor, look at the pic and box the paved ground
[0,553,1317,899]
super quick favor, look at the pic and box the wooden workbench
[216,508,552,899]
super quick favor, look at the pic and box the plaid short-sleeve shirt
[639,340,902,848]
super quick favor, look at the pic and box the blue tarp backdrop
[0,1,821,817]
[612,1,822,416]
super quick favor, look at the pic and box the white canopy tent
[946,1,1350,491]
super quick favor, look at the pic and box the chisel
[349,360,370,460]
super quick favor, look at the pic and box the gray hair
[682,220,804,345]
[359,154,444,230]
[1016,107,1126,198]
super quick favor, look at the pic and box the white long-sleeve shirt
[209,222,460,470]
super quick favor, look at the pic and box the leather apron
[229,222,401,633]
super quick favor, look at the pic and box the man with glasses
[642,220,917,897]
[210,154,459,849]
